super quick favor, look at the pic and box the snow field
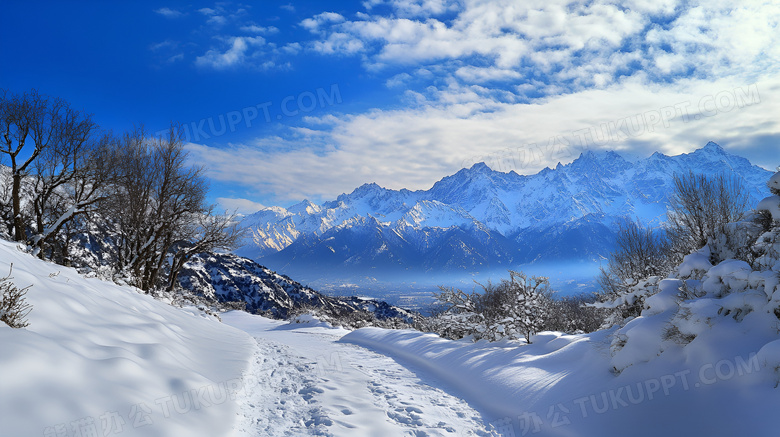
[342,326,780,436]
[0,240,256,437]
[223,311,497,436]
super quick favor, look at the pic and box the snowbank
[0,240,256,437]
[342,326,780,436]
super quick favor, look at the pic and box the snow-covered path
[223,312,497,436]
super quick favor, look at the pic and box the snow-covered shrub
[596,172,754,327]
[607,170,780,375]
[595,218,672,324]
[286,302,415,330]
[0,264,32,328]
[666,171,751,258]
[430,271,553,343]
[430,285,485,340]
[543,293,606,334]
[487,271,550,343]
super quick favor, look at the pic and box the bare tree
[0,89,55,241]
[26,113,112,259]
[596,218,671,320]
[667,171,750,258]
[605,218,671,285]
[166,208,243,291]
[106,124,239,292]
[106,124,204,290]
[0,89,109,259]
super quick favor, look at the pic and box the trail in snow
[224,312,497,437]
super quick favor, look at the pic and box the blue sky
[2,0,779,214]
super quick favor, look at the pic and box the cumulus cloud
[455,66,522,83]
[155,7,183,18]
[386,72,412,88]
[301,12,347,33]
[240,24,279,34]
[184,0,780,204]
[364,0,461,17]
[300,0,780,95]
[187,74,780,203]
[195,36,265,69]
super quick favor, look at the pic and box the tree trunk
[12,174,25,242]
[166,251,189,292]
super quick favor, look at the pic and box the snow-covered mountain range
[237,142,772,285]
[177,252,415,322]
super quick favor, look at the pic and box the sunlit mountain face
[235,142,772,305]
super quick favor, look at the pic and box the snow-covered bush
[596,219,672,323]
[428,285,485,340]
[0,264,32,328]
[430,271,553,343]
[596,172,753,326]
[666,171,751,258]
[607,170,780,375]
[286,302,415,330]
[543,293,606,334]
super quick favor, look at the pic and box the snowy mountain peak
[354,182,383,193]
[684,141,758,172]
[288,199,320,215]
[242,205,291,225]
[338,182,388,202]
[575,149,629,163]
[446,162,495,181]
[468,162,491,173]
[701,141,726,153]
[401,200,472,229]
[237,142,773,281]
[569,148,632,174]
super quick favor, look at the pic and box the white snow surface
[758,195,780,221]
[6,214,780,437]
[223,311,497,436]
[342,326,780,436]
[0,240,256,437]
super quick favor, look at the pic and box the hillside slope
[177,252,416,322]
[0,241,256,437]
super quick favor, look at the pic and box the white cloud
[299,0,780,95]
[155,7,183,18]
[364,0,460,17]
[386,72,412,88]
[195,36,265,69]
[150,40,177,51]
[182,1,780,204]
[240,24,279,34]
[206,15,228,26]
[167,53,185,64]
[280,4,296,13]
[455,66,522,83]
[311,32,365,55]
[281,42,302,55]
[216,197,266,215]
[187,73,780,203]
[301,12,347,33]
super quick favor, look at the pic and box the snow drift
[0,240,255,437]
